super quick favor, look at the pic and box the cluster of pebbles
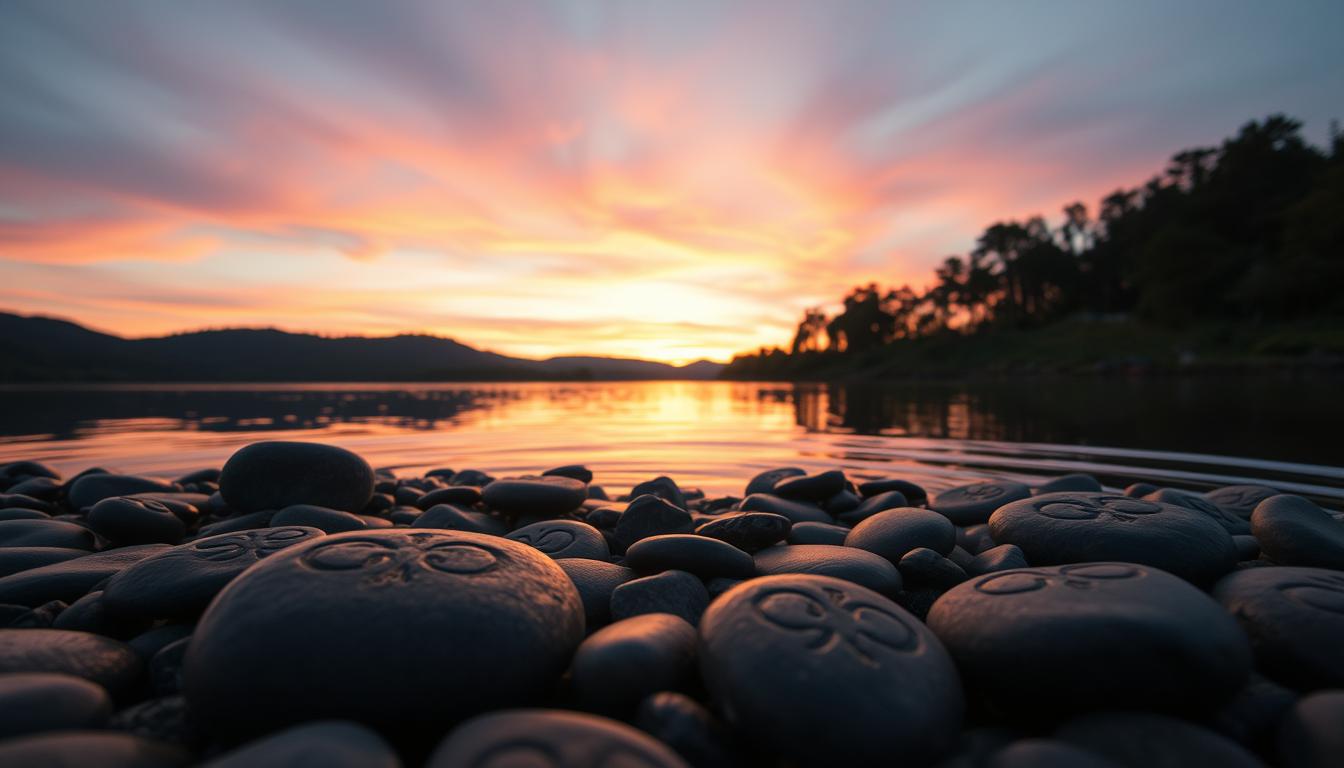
[0,441,1341,767]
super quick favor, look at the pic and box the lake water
[1,379,1340,507]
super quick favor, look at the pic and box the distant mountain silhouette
[0,312,724,382]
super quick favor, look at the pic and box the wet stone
[414,485,483,510]
[1056,711,1264,768]
[88,497,187,545]
[0,672,112,739]
[1144,488,1251,535]
[844,507,956,563]
[699,574,963,766]
[927,563,1252,716]
[508,519,609,560]
[959,523,999,554]
[610,569,710,626]
[754,544,902,596]
[772,469,847,502]
[1212,566,1344,689]
[410,504,508,535]
[182,530,585,736]
[989,492,1238,585]
[571,613,698,716]
[1277,691,1344,768]
[0,547,88,578]
[0,731,191,768]
[543,464,594,484]
[428,709,690,768]
[102,527,324,620]
[613,494,694,551]
[0,544,170,607]
[68,474,178,512]
[1250,494,1344,570]
[483,475,588,516]
[1205,485,1281,521]
[0,519,98,550]
[0,629,144,702]
[967,543,1030,576]
[836,489,907,526]
[695,511,790,552]
[200,720,402,768]
[857,477,928,506]
[1036,473,1104,494]
[898,547,968,590]
[788,520,850,546]
[625,534,756,579]
[270,504,368,533]
[630,476,688,510]
[823,489,862,516]
[739,493,832,525]
[556,558,636,629]
[932,480,1032,526]
[219,441,375,513]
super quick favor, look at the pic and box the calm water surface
[1,380,1340,506]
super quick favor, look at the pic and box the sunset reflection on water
[0,381,1340,505]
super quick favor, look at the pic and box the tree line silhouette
[747,115,1342,367]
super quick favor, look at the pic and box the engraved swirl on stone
[754,586,917,666]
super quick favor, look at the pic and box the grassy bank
[721,317,1344,381]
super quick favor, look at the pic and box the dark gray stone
[1251,495,1344,569]
[695,512,790,553]
[754,544,902,596]
[88,497,187,545]
[219,441,374,513]
[932,481,1031,525]
[773,470,847,502]
[0,731,190,768]
[271,504,368,533]
[1205,485,1281,521]
[625,534,756,579]
[857,477,928,506]
[0,547,88,578]
[410,504,508,535]
[0,519,97,550]
[836,490,907,526]
[0,629,143,702]
[744,467,806,496]
[630,476,687,510]
[0,672,112,739]
[483,475,588,516]
[788,521,850,546]
[987,739,1122,768]
[1277,691,1344,768]
[844,507,956,563]
[1212,566,1344,689]
[1036,473,1104,494]
[967,544,1030,576]
[1144,488,1251,535]
[200,720,401,768]
[613,495,694,551]
[557,558,636,629]
[636,691,739,768]
[68,475,177,512]
[414,486,483,510]
[610,570,709,626]
[0,545,170,607]
[543,465,594,484]
[571,613,698,716]
[1056,711,1264,768]
[508,519,609,560]
[428,709,690,768]
[898,548,968,590]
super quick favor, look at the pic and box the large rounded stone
[570,613,698,715]
[483,476,587,517]
[218,441,374,513]
[67,474,177,512]
[102,527,325,620]
[988,492,1237,585]
[625,534,756,579]
[845,508,956,563]
[507,519,609,560]
[699,574,963,766]
[1212,566,1344,689]
[0,545,170,607]
[754,544,902,596]
[87,497,186,545]
[428,709,690,768]
[0,629,143,702]
[0,519,97,550]
[1250,495,1344,569]
[927,563,1251,716]
[182,530,585,736]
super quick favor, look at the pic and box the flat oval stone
[1250,495,1344,569]
[1212,566,1344,689]
[0,629,143,701]
[219,441,374,513]
[88,497,186,545]
[0,547,88,578]
[695,512,790,553]
[1205,485,1280,520]
[415,486,483,510]
[836,490,907,526]
[928,563,1252,715]
[1144,488,1250,535]
[102,527,325,620]
[1056,711,1263,768]
[700,574,963,766]
[0,731,190,768]
[200,720,400,768]
[571,613,698,715]
[613,494,694,550]
[1036,474,1104,494]
[844,508,956,562]
[1277,691,1344,768]
[428,709,690,768]
[556,558,636,629]
[0,545,170,607]
[68,474,177,512]
[625,534,756,579]
[410,504,508,535]
[542,464,594,483]
[610,569,709,626]
[745,467,806,496]
[772,470,847,502]
[755,544,902,596]
[989,492,1238,585]
[739,493,832,525]
[183,530,585,736]
[932,481,1031,525]
[507,519,609,560]
[270,505,368,533]
[483,475,588,516]
[0,672,112,739]
[857,477,928,506]
[788,521,850,546]
[0,519,97,550]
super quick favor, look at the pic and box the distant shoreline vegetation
[724,115,1344,380]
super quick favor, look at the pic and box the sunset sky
[2,2,1342,363]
